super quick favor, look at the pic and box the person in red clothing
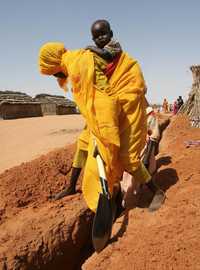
[173,100,178,115]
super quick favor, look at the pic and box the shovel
[142,139,156,169]
[92,146,113,253]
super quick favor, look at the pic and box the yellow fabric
[81,135,102,210]
[39,42,66,75]
[39,43,147,212]
[119,111,147,174]
[73,148,88,168]
[72,125,89,168]
[93,54,110,91]
[132,161,151,184]
[76,125,90,151]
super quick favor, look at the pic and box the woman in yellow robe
[39,42,150,212]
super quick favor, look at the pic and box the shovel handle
[96,154,110,197]
[96,154,106,179]
[93,139,110,197]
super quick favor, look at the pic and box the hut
[0,91,42,119]
[34,94,77,115]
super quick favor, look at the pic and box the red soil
[0,114,200,270]
[83,115,200,270]
[0,144,93,270]
[0,144,75,222]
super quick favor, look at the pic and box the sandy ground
[0,115,85,173]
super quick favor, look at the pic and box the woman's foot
[146,180,166,212]
[51,186,76,200]
[49,167,82,200]
[148,189,166,212]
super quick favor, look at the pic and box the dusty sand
[0,115,85,173]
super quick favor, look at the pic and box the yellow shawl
[39,44,147,211]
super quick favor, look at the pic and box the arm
[86,45,113,61]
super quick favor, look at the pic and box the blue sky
[0,0,199,104]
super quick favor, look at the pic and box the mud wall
[0,102,43,119]
[56,105,77,115]
[0,103,78,119]
[41,103,57,115]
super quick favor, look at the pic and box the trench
[77,117,171,269]
[44,117,171,270]
[37,209,95,270]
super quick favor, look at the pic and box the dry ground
[0,114,200,270]
[0,115,84,173]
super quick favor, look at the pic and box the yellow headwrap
[39,42,66,75]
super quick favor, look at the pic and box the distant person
[173,100,178,115]
[162,98,168,113]
[169,103,173,112]
[156,107,160,113]
[177,96,184,110]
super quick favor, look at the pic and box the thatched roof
[0,90,35,104]
[34,94,76,107]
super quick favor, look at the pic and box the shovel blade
[92,193,113,252]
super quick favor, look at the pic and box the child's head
[91,19,113,48]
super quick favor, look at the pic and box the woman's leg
[53,167,82,200]
[52,148,88,200]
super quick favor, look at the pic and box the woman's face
[53,72,67,79]
[53,72,68,91]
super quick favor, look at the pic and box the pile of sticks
[179,66,200,128]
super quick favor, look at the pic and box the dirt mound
[0,144,93,270]
[0,145,76,221]
[83,115,200,270]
